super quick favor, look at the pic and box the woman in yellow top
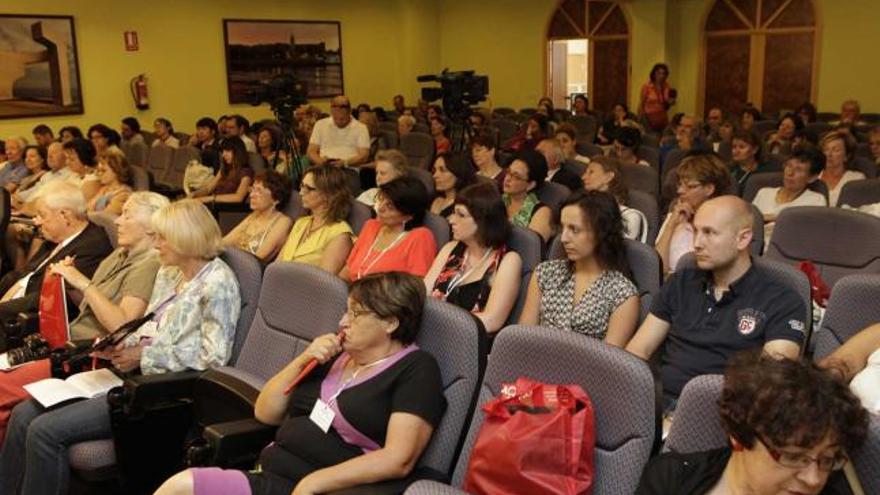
[277,165,354,273]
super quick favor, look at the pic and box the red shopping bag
[463,377,595,495]
[38,273,69,349]
[797,260,830,308]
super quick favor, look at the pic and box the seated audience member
[87,147,134,216]
[308,96,370,168]
[191,137,254,210]
[188,117,219,151]
[152,118,180,149]
[426,104,443,122]
[870,125,880,167]
[120,117,144,146]
[88,123,121,157]
[702,107,723,142]
[469,111,487,134]
[5,146,50,268]
[430,115,452,155]
[661,115,702,158]
[12,142,75,214]
[729,129,776,192]
[505,114,549,153]
[764,113,803,157]
[520,190,639,344]
[257,124,289,173]
[752,147,827,245]
[357,149,409,206]
[613,127,651,167]
[0,199,240,495]
[342,177,436,281]
[819,130,865,206]
[597,102,641,145]
[819,323,880,414]
[0,182,113,337]
[739,107,762,134]
[397,114,416,137]
[554,123,591,164]
[58,126,84,143]
[572,94,590,116]
[63,138,101,200]
[223,171,294,262]
[11,146,47,204]
[277,165,353,273]
[627,196,806,409]
[536,96,556,121]
[637,351,867,495]
[656,153,731,274]
[502,150,554,242]
[0,192,167,443]
[0,137,29,193]
[156,271,444,495]
[581,156,648,242]
[430,152,477,218]
[31,125,53,149]
[471,134,506,190]
[537,137,583,191]
[425,182,522,333]
[225,114,256,152]
[797,102,818,125]
[358,110,381,150]
[833,99,867,127]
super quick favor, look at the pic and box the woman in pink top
[639,63,676,133]
[340,176,437,281]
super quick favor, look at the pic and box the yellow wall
[0,0,421,139]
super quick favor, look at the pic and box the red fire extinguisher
[130,74,149,110]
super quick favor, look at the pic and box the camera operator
[307,95,370,169]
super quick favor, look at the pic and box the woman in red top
[431,115,452,155]
[340,176,437,282]
[639,63,676,133]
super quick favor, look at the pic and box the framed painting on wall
[0,14,84,119]
[223,19,344,104]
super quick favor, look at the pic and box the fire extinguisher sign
[124,31,139,51]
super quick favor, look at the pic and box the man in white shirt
[225,115,256,153]
[308,95,370,168]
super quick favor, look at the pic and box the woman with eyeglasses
[223,171,294,262]
[502,150,554,242]
[637,350,868,495]
[655,154,731,274]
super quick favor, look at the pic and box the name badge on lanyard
[309,399,335,433]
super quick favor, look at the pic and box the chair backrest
[232,263,348,385]
[660,148,688,181]
[811,274,880,360]
[493,119,519,145]
[491,107,516,118]
[379,129,399,150]
[449,326,655,494]
[575,142,603,159]
[519,107,537,115]
[742,171,783,203]
[408,167,436,197]
[412,122,430,134]
[636,146,660,170]
[379,121,398,133]
[220,247,264,362]
[753,119,778,137]
[621,163,659,199]
[146,144,174,178]
[141,131,157,146]
[748,203,764,256]
[535,181,570,213]
[563,158,587,177]
[837,178,880,208]
[163,145,201,187]
[247,152,267,174]
[766,206,880,287]
[423,212,449,251]
[662,374,727,453]
[569,115,598,142]
[88,211,119,248]
[641,133,660,149]
[122,142,149,167]
[505,226,543,325]
[806,121,832,137]
[282,190,306,221]
[413,299,485,477]
[549,238,661,324]
[399,132,435,170]
[130,165,150,192]
[509,113,529,124]
[849,157,878,179]
[626,190,660,245]
[347,198,374,235]
[855,415,880,495]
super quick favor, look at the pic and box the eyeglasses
[678,181,703,190]
[756,433,848,472]
[346,306,373,320]
[249,185,270,195]
[507,172,529,182]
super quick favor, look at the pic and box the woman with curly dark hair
[519,189,639,346]
[637,350,869,495]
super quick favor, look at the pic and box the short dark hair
[88,123,119,145]
[121,117,141,134]
[435,152,477,193]
[555,122,577,141]
[719,350,868,454]
[230,114,249,132]
[796,102,818,123]
[649,63,670,82]
[731,129,762,161]
[257,125,281,151]
[779,112,805,132]
[200,148,220,171]
[254,170,291,210]
[615,127,641,150]
[349,271,425,345]
[560,189,632,280]
[63,138,97,166]
[196,117,218,134]
[740,107,762,122]
[455,181,511,249]
[32,124,52,136]
[379,176,429,229]
[469,133,496,151]
[513,149,548,185]
[154,118,175,134]
[24,145,47,165]
[787,145,826,175]
[527,113,550,138]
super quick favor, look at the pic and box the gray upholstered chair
[837,178,880,207]
[626,190,660,245]
[409,167,436,197]
[347,198,374,235]
[162,145,200,189]
[812,274,880,360]
[405,325,656,495]
[130,165,150,192]
[282,190,306,222]
[121,141,149,168]
[662,374,727,454]
[423,212,450,251]
[621,162,659,197]
[535,181,571,213]
[145,144,174,182]
[505,226,542,325]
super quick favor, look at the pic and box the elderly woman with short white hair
[0,199,242,495]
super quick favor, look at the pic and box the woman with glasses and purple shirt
[637,350,868,495]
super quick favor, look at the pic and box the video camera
[248,73,309,126]
[417,69,488,119]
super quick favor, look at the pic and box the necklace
[357,229,407,280]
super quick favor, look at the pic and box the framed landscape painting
[0,14,84,119]
[223,19,344,104]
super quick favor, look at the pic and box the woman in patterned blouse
[519,190,640,346]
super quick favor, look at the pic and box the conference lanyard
[326,354,395,404]
[356,231,407,280]
[444,247,494,297]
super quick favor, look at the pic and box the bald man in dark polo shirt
[626,196,806,410]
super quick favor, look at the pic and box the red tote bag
[38,273,69,349]
[463,377,595,495]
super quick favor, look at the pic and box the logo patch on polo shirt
[788,319,806,334]
[736,308,764,335]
